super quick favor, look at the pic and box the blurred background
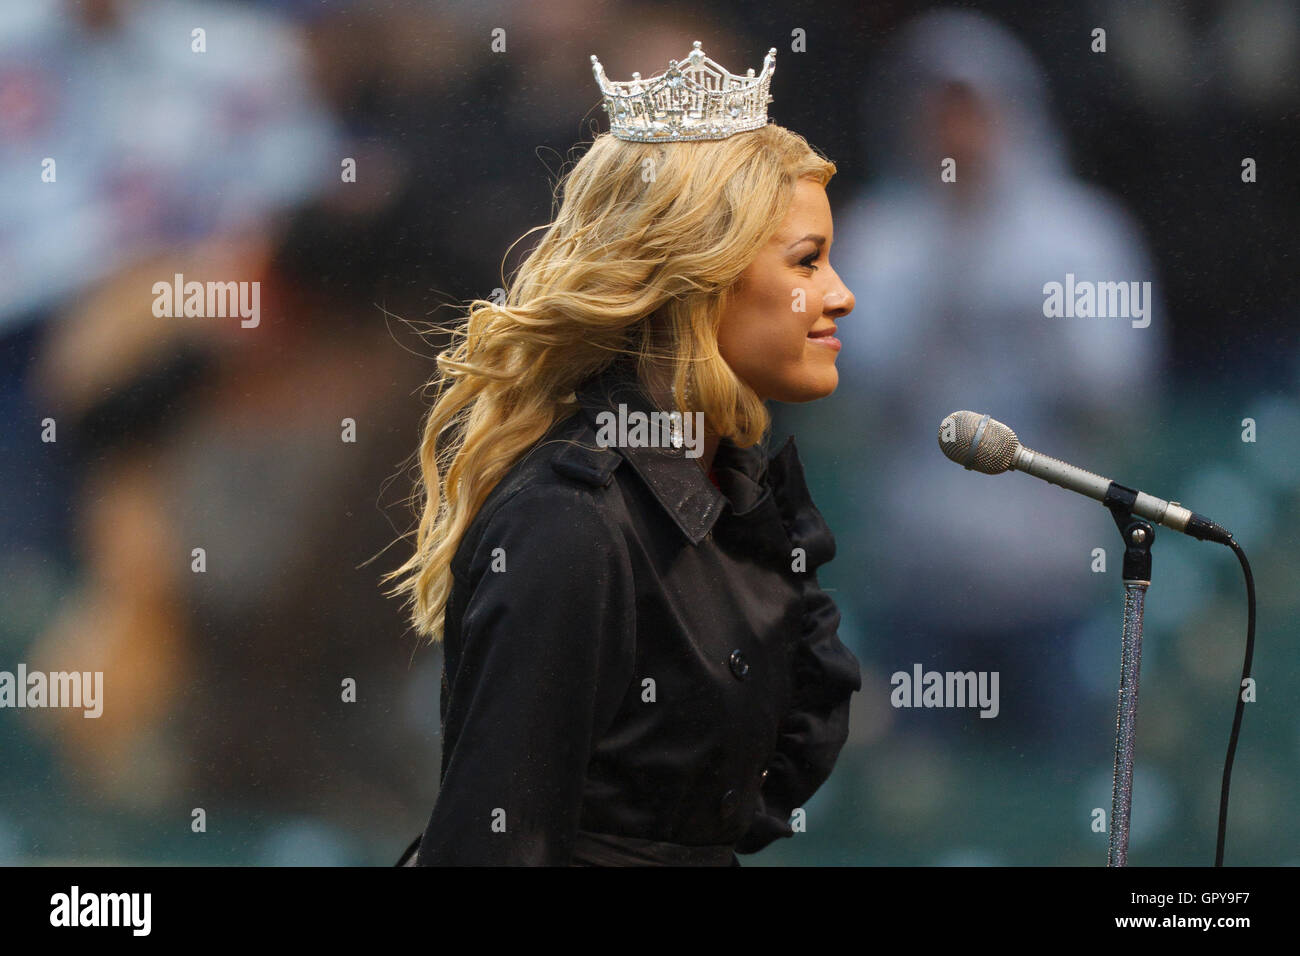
[0,0,1295,865]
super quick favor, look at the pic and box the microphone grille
[938,411,1019,474]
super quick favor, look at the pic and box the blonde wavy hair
[384,123,836,644]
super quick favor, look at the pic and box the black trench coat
[399,356,861,865]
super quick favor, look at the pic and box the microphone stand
[1103,483,1155,867]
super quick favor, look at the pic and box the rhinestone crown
[590,40,777,143]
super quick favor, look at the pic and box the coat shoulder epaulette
[550,439,621,488]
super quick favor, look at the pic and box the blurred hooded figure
[816,9,1167,747]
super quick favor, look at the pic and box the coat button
[728,649,749,680]
[720,788,739,817]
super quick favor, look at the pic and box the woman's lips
[807,327,841,351]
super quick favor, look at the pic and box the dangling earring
[669,374,692,449]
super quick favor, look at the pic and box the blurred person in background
[805,9,1168,752]
[1,0,338,610]
[5,0,433,862]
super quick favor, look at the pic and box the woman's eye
[799,253,819,270]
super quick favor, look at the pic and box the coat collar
[573,357,780,545]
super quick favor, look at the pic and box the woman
[387,41,861,865]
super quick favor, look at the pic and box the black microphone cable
[1215,536,1256,866]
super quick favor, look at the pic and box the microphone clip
[1105,482,1155,582]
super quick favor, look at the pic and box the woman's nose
[824,285,855,317]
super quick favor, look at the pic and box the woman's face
[717,178,855,403]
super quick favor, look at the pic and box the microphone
[938,410,1233,545]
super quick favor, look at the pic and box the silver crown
[590,40,777,143]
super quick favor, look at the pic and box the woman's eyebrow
[785,233,827,250]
